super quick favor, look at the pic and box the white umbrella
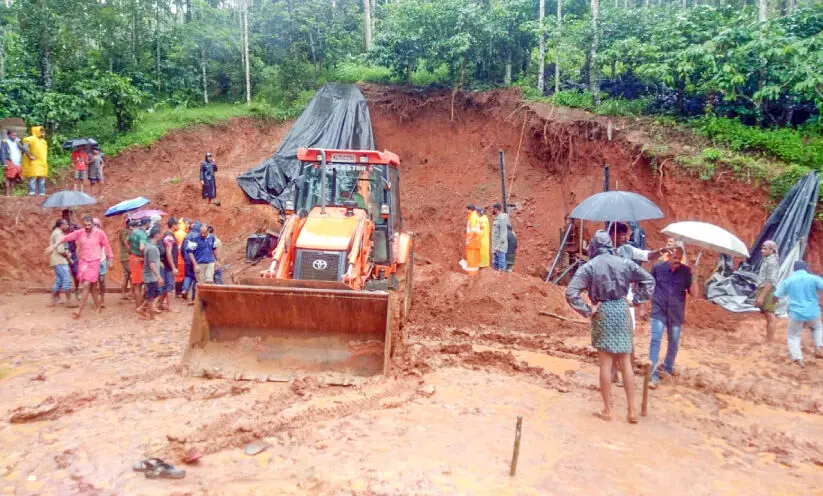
[661,221,749,266]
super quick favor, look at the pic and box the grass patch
[47,102,271,179]
[694,117,823,168]
[521,87,650,117]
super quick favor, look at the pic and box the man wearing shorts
[93,218,108,308]
[87,147,104,196]
[129,217,150,309]
[118,218,133,299]
[46,215,113,319]
[137,227,162,320]
[71,145,89,193]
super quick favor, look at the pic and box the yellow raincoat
[465,210,481,275]
[21,126,48,178]
[479,214,490,268]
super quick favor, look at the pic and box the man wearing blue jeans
[648,242,694,387]
[774,260,823,368]
[490,202,510,271]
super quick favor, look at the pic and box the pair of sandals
[133,458,185,479]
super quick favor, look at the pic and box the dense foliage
[1,0,821,171]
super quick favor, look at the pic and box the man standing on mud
[190,224,216,284]
[118,218,133,300]
[648,241,695,387]
[566,231,654,424]
[756,240,780,343]
[46,215,113,319]
[129,218,150,309]
[1,129,23,196]
[774,260,823,367]
[49,219,74,307]
[159,218,179,311]
[491,202,510,271]
[463,204,481,275]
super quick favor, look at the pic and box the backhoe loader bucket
[183,281,392,379]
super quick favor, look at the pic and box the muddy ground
[1,86,823,495]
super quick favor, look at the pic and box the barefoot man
[566,230,655,424]
[755,240,780,342]
[47,215,113,319]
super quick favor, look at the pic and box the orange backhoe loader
[183,148,413,380]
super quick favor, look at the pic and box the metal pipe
[319,149,327,215]
[546,221,573,283]
[500,150,508,213]
[603,164,610,192]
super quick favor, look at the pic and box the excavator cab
[184,148,413,381]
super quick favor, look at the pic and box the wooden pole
[509,416,523,477]
[499,151,508,213]
[641,362,651,416]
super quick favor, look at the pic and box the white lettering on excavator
[330,164,368,172]
[330,153,357,163]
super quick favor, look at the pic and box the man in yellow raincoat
[22,126,48,196]
[478,207,491,268]
[464,204,481,275]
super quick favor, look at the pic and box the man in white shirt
[0,129,23,196]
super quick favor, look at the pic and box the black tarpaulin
[236,83,375,209]
[706,171,820,312]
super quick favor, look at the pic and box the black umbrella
[41,190,97,208]
[61,138,98,150]
[570,191,664,222]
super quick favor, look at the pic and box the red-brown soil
[1,86,823,494]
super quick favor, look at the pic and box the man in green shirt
[118,218,134,300]
[128,217,150,308]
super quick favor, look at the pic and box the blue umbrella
[105,197,150,217]
[570,191,664,222]
[40,190,97,208]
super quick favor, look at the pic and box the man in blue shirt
[774,260,823,368]
[648,242,694,387]
[189,223,216,284]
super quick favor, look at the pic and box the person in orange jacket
[478,207,491,269]
[464,204,481,275]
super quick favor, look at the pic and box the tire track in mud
[407,329,823,416]
[8,380,250,423]
[162,378,422,462]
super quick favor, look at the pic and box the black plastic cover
[235,83,375,209]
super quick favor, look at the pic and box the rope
[506,111,530,206]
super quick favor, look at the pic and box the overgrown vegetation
[1,0,822,200]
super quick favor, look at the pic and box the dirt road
[2,86,823,494]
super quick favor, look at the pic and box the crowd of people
[47,210,224,320]
[564,217,823,422]
[1,126,49,196]
[462,202,517,275]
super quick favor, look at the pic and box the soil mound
[410,263,579,336]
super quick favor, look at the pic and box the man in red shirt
[71,145,90,193]
[46,215,113,319]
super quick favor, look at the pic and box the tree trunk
[505,51,512,85]
[186,0,193,23]
[644,0,649,7]
[555,0,561,94]
[786,0,794,14]
[590,0,599,107]
[758,0,768,21]
[370,0,376,37]
[201,46,208,104]
[0,29,5,81]
[363,0,373,50]
[681,0,686,9]
[243,0,251,105]
[537,0,545,94]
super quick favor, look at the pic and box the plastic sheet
[235,84,375,209]
[706,171,820,313]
